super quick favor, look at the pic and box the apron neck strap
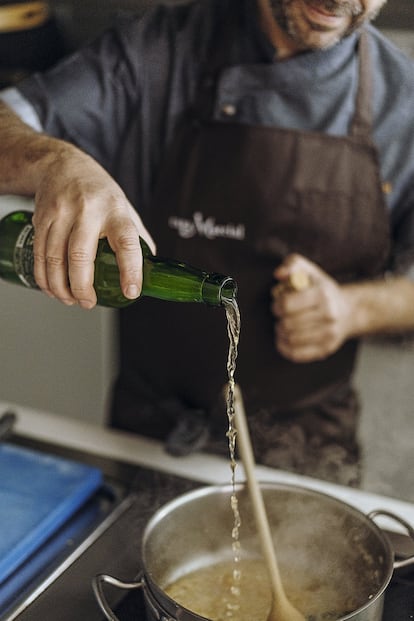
[350,29,373,138]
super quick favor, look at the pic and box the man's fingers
[32,202,71,302]
[33,234,53,298]
[44,221,80,305]
[106,222,143,300]
[67,225,99,308]
[32,177,152,307]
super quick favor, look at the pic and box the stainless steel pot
[93,482,414,621]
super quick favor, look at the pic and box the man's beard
[268,0,384,49]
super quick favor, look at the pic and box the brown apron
[112,28,390,474]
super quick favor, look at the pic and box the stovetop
[3,436,414,621]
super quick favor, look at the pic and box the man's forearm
[0,101,65,195]
[344,276,414,337]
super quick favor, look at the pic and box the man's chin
[288,23,347,51]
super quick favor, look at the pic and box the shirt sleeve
[14,13,151,174]
[389,187,414,280]
[0,87,43,131]
[370,30,414,280]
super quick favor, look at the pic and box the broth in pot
[164,556,376,621]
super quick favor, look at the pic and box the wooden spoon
[233,385,305,621]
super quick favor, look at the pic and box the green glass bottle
[0,210,237,308]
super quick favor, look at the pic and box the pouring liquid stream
[223,296,242,618]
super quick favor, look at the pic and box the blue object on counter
[0,486,112,617]
[0,443,103,584]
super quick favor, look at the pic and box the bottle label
[14,224,37,288]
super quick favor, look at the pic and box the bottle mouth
[219,277,237,304]
[202,273,237,306]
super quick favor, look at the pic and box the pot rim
[141,481,395,621]
[142,481,394,555]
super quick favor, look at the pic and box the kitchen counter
[1,400,414,621]
[4,400,414,527]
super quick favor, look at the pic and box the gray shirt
[3,0,414,273]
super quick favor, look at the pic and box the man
[1,0,414,485]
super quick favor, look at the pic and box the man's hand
[271,254,414,363]
[271,254,353,362]
[32,143,155,308]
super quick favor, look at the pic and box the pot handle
[368,509,414,570]
[92,573,143,621]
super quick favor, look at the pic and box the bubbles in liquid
[165,559,272,621]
